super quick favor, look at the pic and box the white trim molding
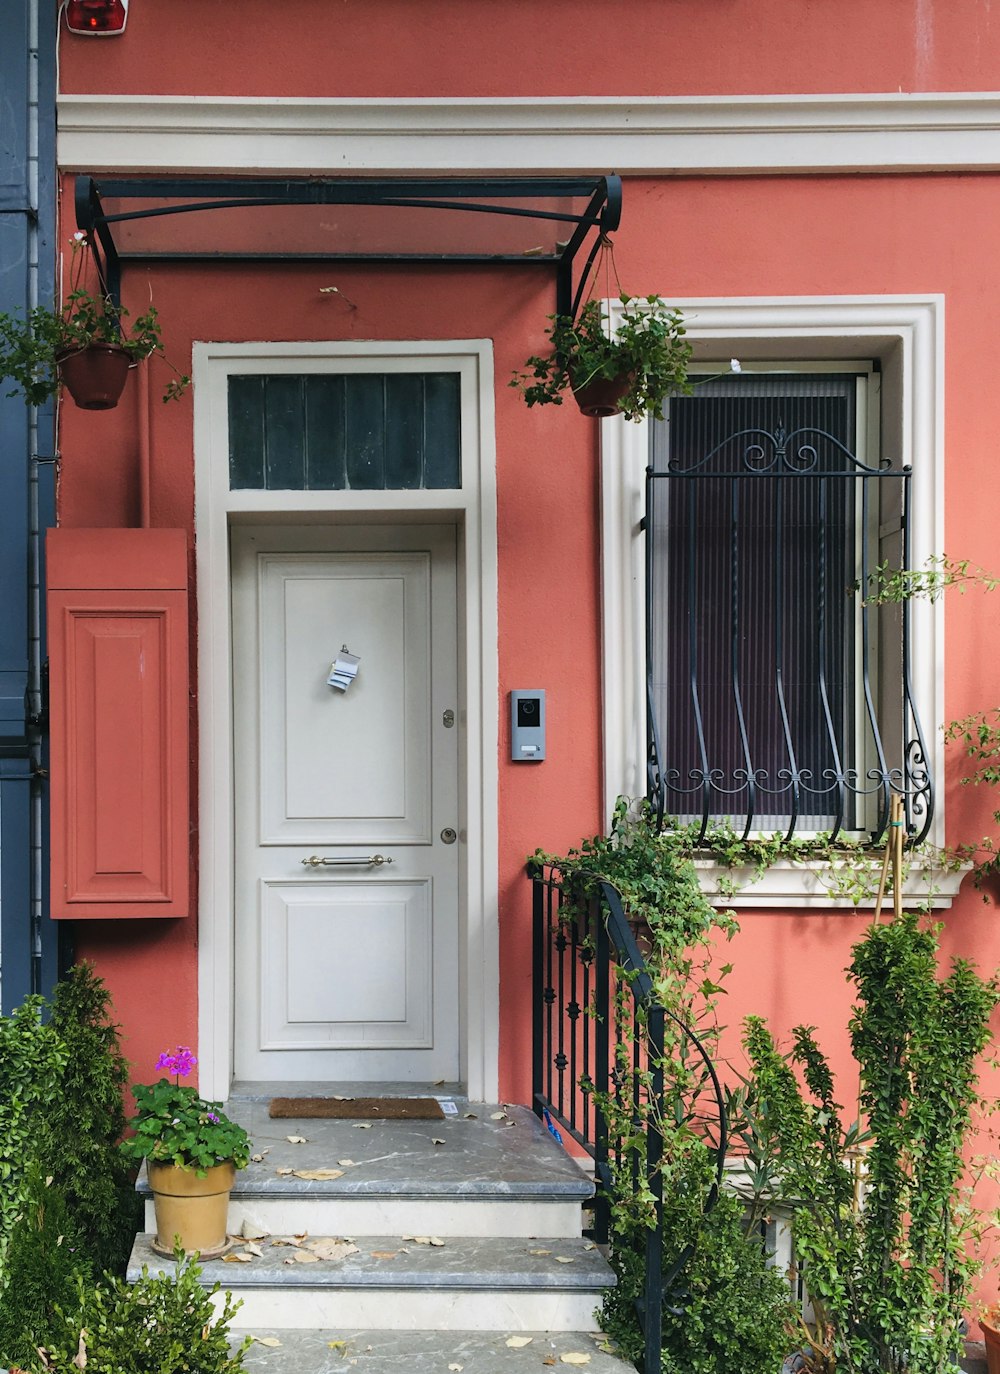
[600,294,950,908]
[194,339,499,1101]
[58,92,1000,176]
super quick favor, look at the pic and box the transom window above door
[228,372,462,491]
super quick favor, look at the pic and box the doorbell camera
[510,690,545,761]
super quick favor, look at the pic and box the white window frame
[600,295,962,908]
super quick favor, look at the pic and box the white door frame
[193,340,499,1102]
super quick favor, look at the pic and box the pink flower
[155,1045,197,1079]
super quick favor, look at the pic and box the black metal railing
[646,393,934,846]
[531,863,728,1374]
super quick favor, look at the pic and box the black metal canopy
[74,173,623,321]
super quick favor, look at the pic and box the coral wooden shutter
[48,528,189,918]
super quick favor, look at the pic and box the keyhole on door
[440,827,457,844]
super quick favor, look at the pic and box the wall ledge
[57,91,1000,175]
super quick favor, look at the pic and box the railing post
[592,892,611,1246]
[531,867,545,1119]
[644,1002,665,1374]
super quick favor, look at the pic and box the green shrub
[600,1146,792,1374]
[0,1166,89,1368]
[0,962,141,1363]
[47,963,141,1272]
[31,1250,251,1374]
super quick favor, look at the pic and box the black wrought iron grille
[646,372,933,845]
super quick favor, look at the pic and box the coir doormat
[268,1096,445,1121]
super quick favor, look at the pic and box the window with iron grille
[645,366,933,845]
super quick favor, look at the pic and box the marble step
[141,1101,592,1240]
[129,1232,614,1332]
[236,1328,635,1374]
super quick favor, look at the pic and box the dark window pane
[264,376,306,489]
[424,373,462,488]
[228,372,461,491]
[228,376,266,489]
[304,376,347,490]
[649,373,872,832]
[384,375,426,490]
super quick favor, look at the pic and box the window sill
[694,857,969,910]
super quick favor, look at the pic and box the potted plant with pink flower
[120,1046,251,1258]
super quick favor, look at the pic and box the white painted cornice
[57,92,1000,176]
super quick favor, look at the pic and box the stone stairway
[127,1089,634,1372]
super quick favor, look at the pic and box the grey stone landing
[128,1093,624,1355]
[237,1328,636,1374]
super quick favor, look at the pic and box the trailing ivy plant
[532,800,791,1374]
[738,911,997,1374]
[860,552,1000,895]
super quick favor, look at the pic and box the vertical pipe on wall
[138,356,151,527]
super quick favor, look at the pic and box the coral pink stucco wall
[59,0,1000,98]
[57,171,1000,1119]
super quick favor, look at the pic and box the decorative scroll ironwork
[531,864,728,1374]
[646,407,933,846]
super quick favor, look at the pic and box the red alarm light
[65,0,129,34]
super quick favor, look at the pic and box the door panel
[258,553,432,844]
[232,524,459,1082]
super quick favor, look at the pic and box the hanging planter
[57,342,132,410]
[511,236,692,422]
[572,371,634,419]
[0,233,190,410]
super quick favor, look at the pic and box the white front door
[231,524,460,1082]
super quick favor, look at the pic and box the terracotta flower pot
[147,1159,236,1259]
[57,343,131,410]
[982,1312,1000,1374]
[572,372,632,418]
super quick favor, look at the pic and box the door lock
[443,709,455,728]
[440,828,457,844]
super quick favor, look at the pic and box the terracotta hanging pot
[147,1159,236,1258]
[57,343,131,410]
[572,372,632,418]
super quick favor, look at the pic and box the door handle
[301,854,394,868]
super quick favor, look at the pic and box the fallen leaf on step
[428,1236,445,1246]
[448,1364,463,1371]
[239,1220,270,1240]
[305,1238,359,1262]
[270,1236,301,1246]
[292,1168,345,1181]
[582,1242,596,1251]
[250,1154,265,1164]
[463,1112,478,1120]
[285,1135,308,1144]
[433,1079,445,1086]
[528,1249,551,1256]
[285,1250,321,1264]
[490,1112,508,1121]
[559,1355,591,1365]
[337,1159,356,1167]
[555,1256,575,1263]
[543,1360,556,1366]
[327,1340,348,1351]
[353,1122,373,1129]
[431,1138,446,1145]
[505,1336,533,1348]
[245,1242,264,1257]
[251,1337,282,1348]
[370,1251,397,1260]
[331,1095,353,1101]
[275,1167,294,1176]
[223,1253,253,1263]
